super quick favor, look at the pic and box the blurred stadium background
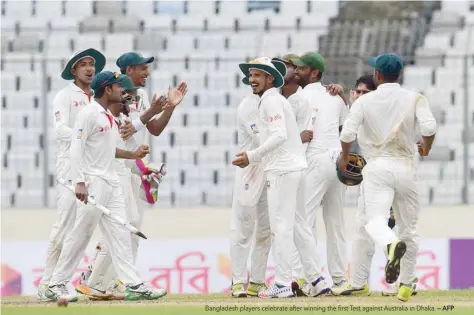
[1,0,473,209]
[1,0,473,210]
[2,0,474,297]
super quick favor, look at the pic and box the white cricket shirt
[52,83,93,180]
[288,88,313,133]
[69,100,120,187]
[247,88,307,175]
[110,112,138,177]
[302,82,348,157]
[340,83,437,160]
[235,94,266,206]
[126,88,150,150]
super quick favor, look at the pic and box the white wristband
[132,118,146,133]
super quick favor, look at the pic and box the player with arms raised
[335,53,437,302]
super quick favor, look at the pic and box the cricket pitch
[2,290,474,315]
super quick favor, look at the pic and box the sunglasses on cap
[100,72,120,87]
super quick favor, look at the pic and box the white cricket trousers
[40,184,77,284]
[351,158,420,287]
[49,176,142,287]
[87,170,141,290]
[230,186,271,284]
[304,152,347,284]
[267,170,323,286]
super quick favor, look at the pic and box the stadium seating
[1,0,472,207]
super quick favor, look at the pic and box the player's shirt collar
[260,87,279,102]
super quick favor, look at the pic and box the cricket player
[272,54,308,294]
[229,88,271,297]
[335,53,437,302]
[75,77,170,299]
[290,52,349,289]
[115,52,187,259]
[37,48,106,302]
[273,54,302,98]
[328,76,419,296]
[233,57,328,298]
[45,72,167,302]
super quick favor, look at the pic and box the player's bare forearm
[146,107,175,136]
[115,145,149,160]
[140,106,162,125]
[116,148,137,159]
[340,141,352,160]
[422,134,436,151]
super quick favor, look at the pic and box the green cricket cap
[90,71,127,93]
[367,53,404,76]
[290,52,325,73]
[116,52,154,71]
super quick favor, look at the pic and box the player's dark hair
[355,75,376,91]
[381,72,401,83]
[120,69,126,75]
[94,87,105,98]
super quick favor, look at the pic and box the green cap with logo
[290,52,325,73]
[367,53,404,76]
[90,71,128,93]
[116,52,155,71]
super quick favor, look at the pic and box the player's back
[302,83,347,156]
[356,83,430,160]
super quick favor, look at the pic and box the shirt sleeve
[288,94,312,133]
[340,97,364,143]
[237,107,248,152]
[69,110,94,185]
[140,90,151,112]
[53,91,73,141]
[339,99,349,126]
[415,94,437,137]
[247,98,287,163]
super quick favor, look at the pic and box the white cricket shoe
[45,284,78,302]
[37,283,55,302]
[258,283,295,298]
[301,276,330,297]
[125,283,167,301]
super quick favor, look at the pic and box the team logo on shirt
[266,180,270,188]
[267,114,282,123]
[97,125,111,132]
[250,124,259,134]
[55,111,61,122]
[72,100,87,107]
[245,184,249,190]
[77,128,83,139]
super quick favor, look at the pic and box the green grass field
[2,290,474,315]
